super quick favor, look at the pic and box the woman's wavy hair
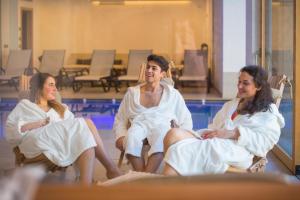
[29,73,65,118]
[239,65,274,115]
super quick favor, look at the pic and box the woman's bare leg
[162,128,195,176]
[163,128,195,153]
[85,119,122,179]
[127,155,145,171]
[163,163,180,176]
[75,148,95,185]
[145,152,163,173]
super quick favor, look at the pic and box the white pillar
[222,0,247,98]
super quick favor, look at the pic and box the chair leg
[73,81,82,92]
[118,151,125,168]
[11,79,19,91]
[100,79,108,92]
[114,80,120,93]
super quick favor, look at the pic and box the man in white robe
[113,54,192,173]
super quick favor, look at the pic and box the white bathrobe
[5,99,96,167]
[113,81,192,157]
[164,98,285,175]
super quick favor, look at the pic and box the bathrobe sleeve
[208,100,235,130]
[113,91,131,141]
[173,90,193,130]
[236,105,284,157]
[5,99,46,146]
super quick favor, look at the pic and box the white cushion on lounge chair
[178,75,207,81]
[0,75,18,80]
[75,50,115,79]
[39,50,65,76]
[74,75,109,81]
[118,75,141,81]
[1,49,32,76]
[118,50,152,83]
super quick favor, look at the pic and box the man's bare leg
[127,154,145,171]
[144,152,163,173]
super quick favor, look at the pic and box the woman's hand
[201,128,240,140]
[20,117,50,133]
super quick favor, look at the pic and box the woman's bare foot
[106,168,123,179]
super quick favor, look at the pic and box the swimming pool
[0,98,292,155]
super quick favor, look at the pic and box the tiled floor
[0,130,299,183]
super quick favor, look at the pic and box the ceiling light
[124,1,191,6]
[90,0,191,6]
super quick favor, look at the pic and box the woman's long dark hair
[239,65,274,115]
[29,73,65,118]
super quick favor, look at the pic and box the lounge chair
[176,49,210,93]
[38,50,65,88]
[0,49,32,91]
[72,50,115,92]
[116,49,152,89]
[39,50,65,75]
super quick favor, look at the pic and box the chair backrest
[89,50,115,76]
[5,49,32,76]
[126,50,152,77]
[39,50,65,76]
[268,74,287,108]
[183,49,208,77]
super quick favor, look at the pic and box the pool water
[0,98,292,155]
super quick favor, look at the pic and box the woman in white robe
[6,73,121,184]
[113,54,192,173]
[163,65,285,175]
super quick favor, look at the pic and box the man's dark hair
[147,54,169,72]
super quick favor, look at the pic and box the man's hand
[170,120,179,128]
[115,136,125,151]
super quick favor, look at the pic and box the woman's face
[144,60,165,84]
[41,76,57,101]
[237,71,260,100]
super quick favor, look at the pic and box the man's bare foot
[106,168,123,179]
